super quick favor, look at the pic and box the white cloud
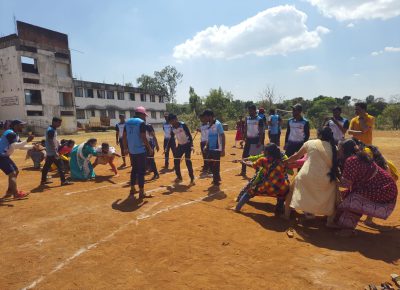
[347,22,355,28]
[353,73,361,77]
[306,0,400,21]
[173,5,329,60]
[385,46,400,52]
[371,51,383,56]
[296,65,317,72]
[371,46,400,56]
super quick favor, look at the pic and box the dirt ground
[1,129,399,290]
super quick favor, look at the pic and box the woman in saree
[69,138,98,180]
[335,139,397,233]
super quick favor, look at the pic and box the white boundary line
[21,186,235,290]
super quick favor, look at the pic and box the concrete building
[74,80,166,129]
[0,21,76,134]
[0,21,166,134]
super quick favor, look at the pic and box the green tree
[377,103,400,129]
[307,96,339,127]
[188,87,203,115]
[204,87,232,121]
[154,65,183,103]
[136,74,167,97]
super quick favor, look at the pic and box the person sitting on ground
[53,139,75,173]
[69,138,98,180]
[234,143,290,216]
[26,139,46,169]
[284,126,339,223]
[93,142,121,177]
[334,139,398,236]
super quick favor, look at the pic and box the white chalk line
[21,185,236,290]
[64,165,239,196]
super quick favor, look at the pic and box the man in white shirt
[115,114,126,167]
[163,113,176,169]
[325,106,349,144]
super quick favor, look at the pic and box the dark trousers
[208,150,221,183]
[41,156,65,183]
[285,141,304,157]
[174,143,194,179]
[163,138,176,167]
[200,141,209,171]
[119,137,126,160]
[147,147,158,175]
[268,132,281,147]
[130,153,146,188]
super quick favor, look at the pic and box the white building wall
[0,45,26,121]
[0,45,76,134]
[75,87,167,128]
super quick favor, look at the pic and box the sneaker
[139,190,152,199]
[14,191,30,199]
[40,180,53,185]
[189,178,196,185]
[174,177,183,183]
[61,180,73,186]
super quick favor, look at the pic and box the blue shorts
[0,156,18,175]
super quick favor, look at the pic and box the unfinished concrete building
[0,21,76,134]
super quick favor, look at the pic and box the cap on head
[135,106,148,116]
[291,103,303,111]
[10,119,26,127]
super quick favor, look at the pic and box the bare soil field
[1,129,399,289]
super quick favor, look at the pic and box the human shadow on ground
[240,206,400,263]
[293,219,400,264]
[246,200,277,214]
[160,183,193,195]
[202,185,227,202]
[112,196,148,212]
[94,175,117,184]
[30,184,62,193]
[22,166,41,171]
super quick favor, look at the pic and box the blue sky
[1,0,399,103]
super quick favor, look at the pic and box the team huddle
[0,102,398,236]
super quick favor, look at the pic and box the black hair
[341,139,372,164]
[264,143,281,160]
[101,142,109,149]
[318,126,339,182]
[248,104,257,111]
[269,109,276,114]
[52,117,62,123]
[60,139,67,146]
[332,106,342,112]
[86,138,97,146]
[366,145,388,170]
[202,109,214,117]
[355,102,367,110]
[67,139,75,146]
[168,113,177,121]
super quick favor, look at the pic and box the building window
[151,111,157,119]
[87,110,96,117]
[21,56,38,74]
[97,90,105,99]
[159,96,164,103]
[56,62,70,78]
[24,89,42,105]
[140,94,146,102]
[74,87,83,97]
[100,110,107,117]
[129,110,135,118]
[117,92,124,100]
[129,93,135,101]
[23,78,40,84]
[26,110,43,116]
[76,109,85,119]
[106,90,114,99]
[61,111,74,116]
[150,95,156,102]
[85,88,94,98]
[159,111,164,118]
[108,109,116,119]
[59,92,74,107]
